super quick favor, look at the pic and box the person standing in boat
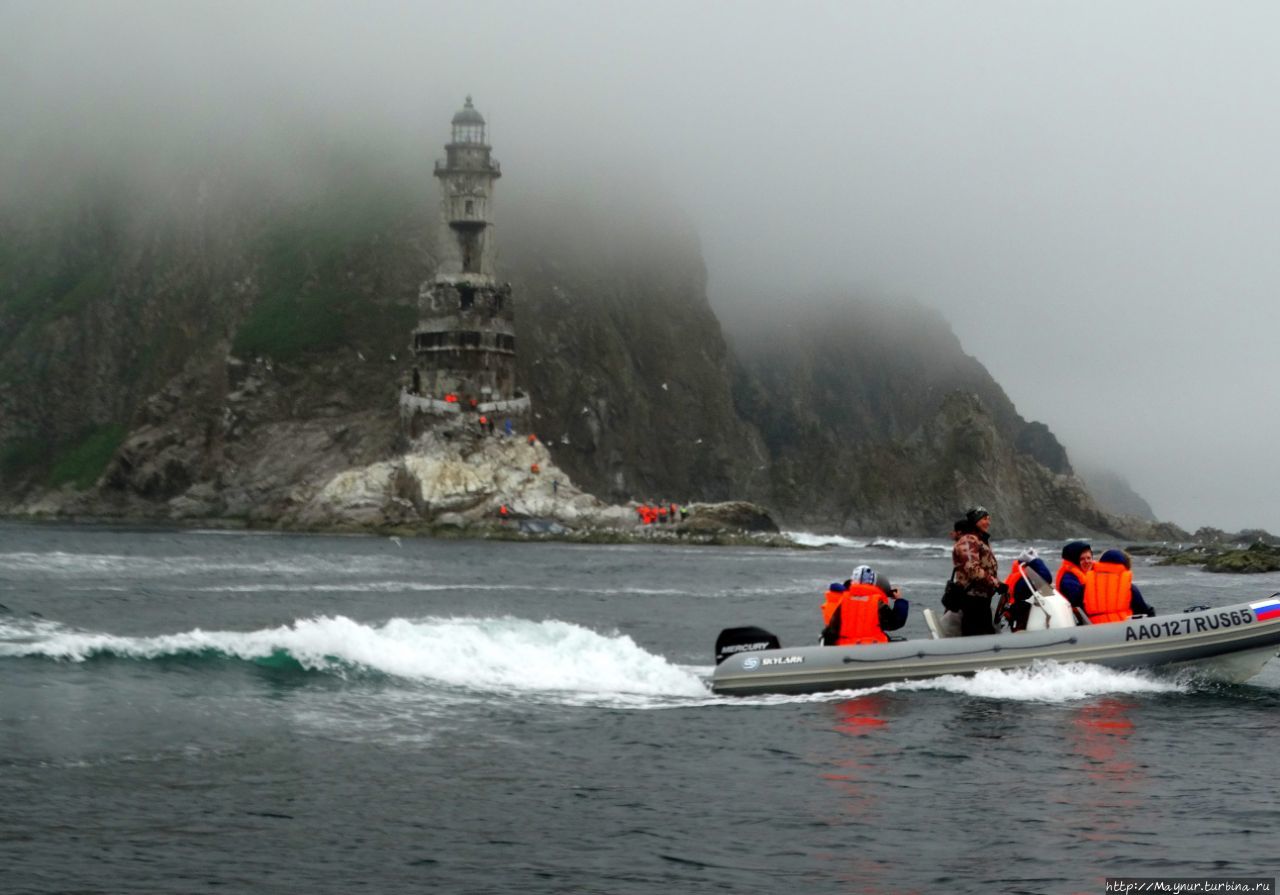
[820,565,909,646]
[1085,549,1156,623]
[951,506,1001,636]
[1055,541,1095,622]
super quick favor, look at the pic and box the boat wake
[886,661,1187,701]
[0,615,710,701]
[0,617,1217,711]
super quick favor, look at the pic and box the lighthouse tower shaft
[403,97,528,430]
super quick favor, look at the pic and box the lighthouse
[402,96,528,434]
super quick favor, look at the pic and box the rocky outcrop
[730,300,1132,538]
[0,164,1169,539]
[286,424,632,533]
[680,500,779,534]
[1135,539,1280,573]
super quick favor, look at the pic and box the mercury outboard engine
[714,626,781,665]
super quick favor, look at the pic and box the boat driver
[820,565,909,646]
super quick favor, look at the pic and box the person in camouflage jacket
[952,506,1001,635]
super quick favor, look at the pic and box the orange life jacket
[1086,561,1133,624]
[821,583,890,646]
[1054,561,1094,596]
[995,560,1024,627]
[1003,561,1024,597]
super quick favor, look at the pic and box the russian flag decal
[1249,597,1280,622]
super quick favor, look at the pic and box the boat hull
[711,600,1280,696]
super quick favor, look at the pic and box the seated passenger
[1000,547,1054,631]
[820,565,909,646]
[1087,549,1156,623]
[1055,540,1095,623]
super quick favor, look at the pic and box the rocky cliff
[0,164,767,528]
[0,162,1170,538]
[726,300,1132,537]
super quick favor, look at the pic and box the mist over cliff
[0,1,1170,539]
[0,134,1167,539]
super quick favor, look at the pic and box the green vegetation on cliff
[1,423,126,491]
[0,153,1145,536]
[48,424,128,489]
[233,179,417,363]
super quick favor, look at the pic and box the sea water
[2,520,1277,894]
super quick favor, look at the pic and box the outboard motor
[714,626,781,665]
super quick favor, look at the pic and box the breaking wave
[785,531,861,548]
[0,615,710,699]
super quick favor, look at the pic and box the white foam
[700,662,1188,709]
[0,550,411,579]
[866,538,916,550]
[785,531,860,548]
[0,615,710,700]
[884,661,1185,702]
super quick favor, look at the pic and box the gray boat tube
[711,598,1280,696]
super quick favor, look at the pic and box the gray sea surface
[1,521,1278,894]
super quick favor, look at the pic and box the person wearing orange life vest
[820,565,909,646]
[998,547,1055,631]
[1087,549,1155,623]
[1055,540,1095,623]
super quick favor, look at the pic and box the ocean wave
[865,537,943,551]
[0,615,710,699]
[0,551,411,579]
[785,531,860,548]
[189,582,695,597]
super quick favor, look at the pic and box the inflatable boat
[711,595,1280,696]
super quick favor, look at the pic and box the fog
[5,0,1279,532]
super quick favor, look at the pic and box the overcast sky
[5,0,1280,532]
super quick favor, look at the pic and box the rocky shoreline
[1130,537,1280,574]
[2,413,796,547]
